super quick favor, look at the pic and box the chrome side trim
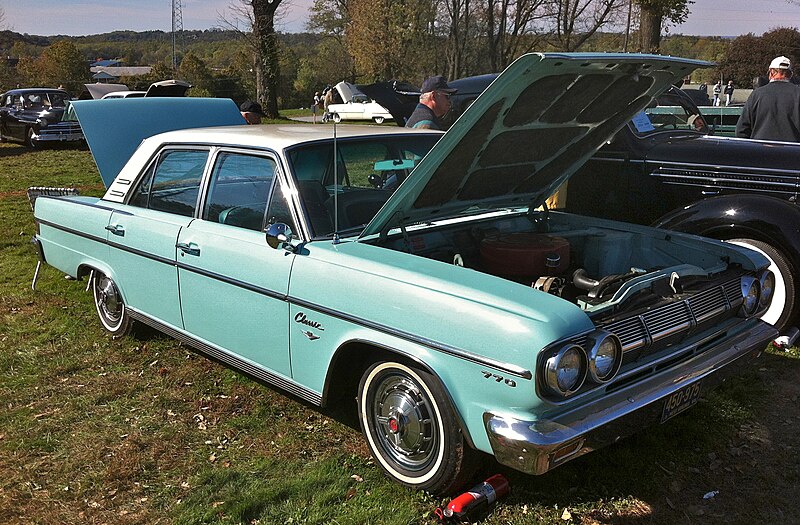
[290,297,533,380]
[34,197,134,215]
[38,218,530,380]
[127,308,323,405]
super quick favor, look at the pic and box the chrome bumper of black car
[32,127,84,143]
[483,320,776,475]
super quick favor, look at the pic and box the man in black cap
[736,55,800,141]
[240,100,264,125]
[405,75,457,130]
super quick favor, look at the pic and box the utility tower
[172,0,184,71]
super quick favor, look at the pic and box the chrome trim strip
[648,159,800,177]
[34,197,134,215]
[36,218,107,244]
[289,297,533,380]
[127,308,323,405]
[39,218,529,379]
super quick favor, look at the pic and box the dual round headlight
[544,331,622,397]
[739,276,761,317]
[757,270,775,312]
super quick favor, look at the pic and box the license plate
[661,381,702,423]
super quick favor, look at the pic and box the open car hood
[70,98,244,188]
[360,53,709,239]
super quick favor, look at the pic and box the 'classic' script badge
[295,312,324,340]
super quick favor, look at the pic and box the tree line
[2,22,800,113]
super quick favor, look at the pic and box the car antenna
[332,120,340,245]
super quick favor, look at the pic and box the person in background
[724,80,735,106]
[312,91,321,124]
[736,56,800,142]
[712,81,722,106]
[322,86,334,123]
[405,75,457,130]
[240,100,264,125]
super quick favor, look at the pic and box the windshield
[629,90,708,136]
[287,135,440,238]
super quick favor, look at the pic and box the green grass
[1,141,799,524]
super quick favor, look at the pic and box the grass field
[1,140,799,524]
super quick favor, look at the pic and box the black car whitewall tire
[25,127,38,149]
[729,239,796,329]
[373,116,385,124]
[332,113,342,123]
[358,361,477,494]
[92,272,133,336]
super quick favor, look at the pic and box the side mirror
[266,223,295,252]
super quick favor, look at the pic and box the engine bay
[377,210,745,318]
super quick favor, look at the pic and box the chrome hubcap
[372,374,436,471]
[96,276,122,324]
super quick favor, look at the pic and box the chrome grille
[571,277,743,353]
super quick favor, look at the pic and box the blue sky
[2,0,799,37]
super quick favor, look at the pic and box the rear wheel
[729,238,796,329]
[373,116,385,124]
[333,113,342,123]
[358,360,480,494]
[92,272,133,337]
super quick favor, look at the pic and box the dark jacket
[736,80,800,141]
[405,103,442,130]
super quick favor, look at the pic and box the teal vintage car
[31,53,778,495]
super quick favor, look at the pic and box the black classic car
[364,77,800,330]
[0,88,84,147]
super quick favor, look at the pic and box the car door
[106,147,210,329]
[176,149,296,377]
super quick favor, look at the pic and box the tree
[719,28,800,87]
[20,41,88,93]
[548,0,626,52]
[635,0,692,53]
[223,0,288,118]
[345,0,439,82]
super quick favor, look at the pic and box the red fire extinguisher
[435,474,510,523]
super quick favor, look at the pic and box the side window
[128,149,208,217]
[266,177,298,234]
[204,152,275,231]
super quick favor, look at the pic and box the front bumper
[484,320,776,475]
[32,127,84,144]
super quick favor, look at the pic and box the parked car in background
[367,75,800,331]
[0,88,84,147]
[31,55,776,494]
[80,79,192,100]
[327,81,393,124]
[101,90,146,99]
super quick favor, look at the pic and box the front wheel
[358,361,479,494]
[25,127,38,148]
[92,272,133,337]
[373,116,385,124]
[729,238,797,329]
[332,113,342,123]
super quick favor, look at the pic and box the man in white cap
[405,76,457,130]
[736,55,800,141]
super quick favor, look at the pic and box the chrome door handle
[701,190,720,196]
[104,224,125,236]
[176,242,200,256]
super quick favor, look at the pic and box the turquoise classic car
[31,54,778,495]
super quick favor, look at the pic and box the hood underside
[361,53,709,239]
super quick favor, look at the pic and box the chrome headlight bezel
[757,269,775,312]
[739,275,761,317]
[586,330,623,383]
[544,344,587,397]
